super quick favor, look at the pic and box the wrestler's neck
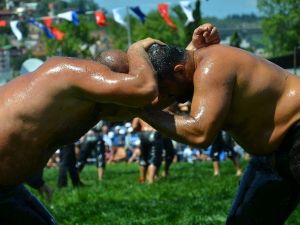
[184,51,197,81]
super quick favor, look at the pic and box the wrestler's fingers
[193,26,209,36]
[210,27,220,40]
[211,27,218,36]
[141,38,166,49]
[204,27,220,44]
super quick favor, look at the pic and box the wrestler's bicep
[190,67,234,141]
[71,59,155,107]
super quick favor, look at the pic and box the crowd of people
[42,105,245,192]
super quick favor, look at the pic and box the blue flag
[28,18,55,39]
[130,6,146,23]
[57,11,79,26]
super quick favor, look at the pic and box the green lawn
[31,160,300,225]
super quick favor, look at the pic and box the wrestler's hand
[131,38,166,50]
[186,23,220,50]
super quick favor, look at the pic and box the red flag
[43,17,53,27]
[158,3,177,31]
[50,27,65,41]
[0,20,7,27]
[42,17,65,41]
[95,11,106,27]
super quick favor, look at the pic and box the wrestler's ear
[174,64,185,73]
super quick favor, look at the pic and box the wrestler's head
[147,44,194,103]
[95,49,129,73]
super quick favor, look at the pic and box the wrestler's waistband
[0,185,22,201]
[273,121,300,179]
[279,121,300,151]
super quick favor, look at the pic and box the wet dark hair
[146,44,187,80]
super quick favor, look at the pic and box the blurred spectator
[46,150,60,168]
[96,125,110,181]
[57,143,82,188]
[182,146,194,163]
[125,124,141,163]
[132,118,163,184]
[108,126,127,163]
[76,129,99,172]
[210,131,243,176]
[27,169,53,201]
[160,137,175,177]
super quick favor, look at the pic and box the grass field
[31,160,300,225]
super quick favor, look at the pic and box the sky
[96,0,259,18]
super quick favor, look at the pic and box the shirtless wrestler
[0,24,219,225]
[132,117,174,184]
[137,41,300,225]
[0,38,161,225]
[132,117,162,183]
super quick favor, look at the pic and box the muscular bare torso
[197,45,300,155]
[0,58,142,186]
[0,73,98,185]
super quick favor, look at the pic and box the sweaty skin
[0,39,158,186]
[132,117,156,132]
[0,24,219,186]
[140,44,300,156]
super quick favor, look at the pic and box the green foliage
[36,0,98,17]
[33,161,300,225]
[230,32,242,48]
[69,0,98,12]
[44,15,99,58]
[0,35,10,47]
[184,0,202,46]
[257,0,300,56]
[204,14,260,29]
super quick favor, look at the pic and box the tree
[106,1,203,51]
[36,0,98,17]
[230,32,241,48]
[257,0,300,56]
[44,15,100,58]
[184,0,202,46]
[173,0,203,46]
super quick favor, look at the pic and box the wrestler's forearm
[140,109,207,147]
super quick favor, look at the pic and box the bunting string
[0,1,195,41]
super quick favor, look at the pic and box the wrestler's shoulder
[197,44,238,57]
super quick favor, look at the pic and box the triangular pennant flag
[112,8,127,27]
[10,20,23,40]
[28,18,55,39]
[95,11,106,27]
[57,11,79,26]
[180,0,195,26]
[42,17,65,41]
[50,27,65,41]
[43,17,53,27]
[130,6,146,23]
[0,20,7,27]
[158,3,177,31]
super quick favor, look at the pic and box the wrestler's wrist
[139,106,155,117]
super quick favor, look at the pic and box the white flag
[57,11,79,25]
[180,0,195,26]
[10,20,22,41]
[112,7,127,27]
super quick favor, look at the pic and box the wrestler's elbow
[187,133,212,148]
[44,56,64,66]
[41,57,65,74]
[134,83,158,106]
